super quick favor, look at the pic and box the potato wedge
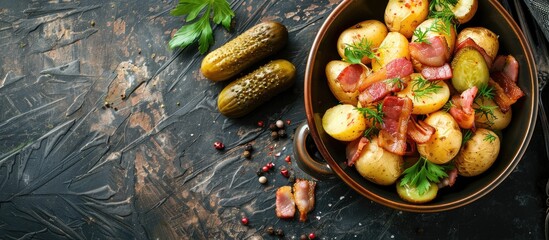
[322,104,367,141]
[455,128,500,177]
[337,20,388,65]
[384,0,429,39]
[396,73,450,114]
[417,111,462,164]
[371,32,410,72]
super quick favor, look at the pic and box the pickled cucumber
[451,47,490,92]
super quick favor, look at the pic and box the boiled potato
[355,136,403,185]
[322,104,367,141]
[337,20,388,65]
[474,97,512,130]
[417,111,462,164]
[325,60,369,105]
[451,0,478,24]
[396,73,450,114]
[455,128,500,177]
[384,0,429,39]
[451,47,490,92]
[457,27,499,61]
[371,32,410,72]
[411,18,457,53]
[396,180,438,204]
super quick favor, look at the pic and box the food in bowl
[320,0,526,204]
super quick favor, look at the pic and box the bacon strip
[378,96,413,155]
[490,72,524,112]
[294,179,316,222]
[455,37,493,68]
[421,63,453,81]
[448,86,478,129]
[275,186,295,219]
[437,168,458,188]
[346,137,369,166]
[336,64,364,92]
[407,117,436,144]
[358,79,406,106]
[358,58,413,91]
[409,36,451,67]
[491,55,519,82]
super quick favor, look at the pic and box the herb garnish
[385,77,405,91]
[484,132,497,143]
[356,103,384,139]
[344,38,377,64]
[169,0,235,54]
[476,84,495,100]
[412,76,442,100]
[462,129,473,145]
[474,104,498,126]
[429,0,458,32]
[400,156,453,195]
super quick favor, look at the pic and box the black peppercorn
[269,123,278,131]
[245,143,253,152]
[278,129,287,138]
[266,226,275,235]
[300,234,308,240]
[275,228,284,237]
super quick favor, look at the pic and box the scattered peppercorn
[258,176,267,184]
[276,119,284,128]
[284,156,291,162]
[275,228,284,237]
[242,150,251,159]
[256,169,264,176]
[245,143,253,152]
[241,217,249,225]
[309,233,316,239]
[267,162,275,169]
[300,234,308,240]
[269,123,278,131]
[257,120,264,127]
[288,175,296,183]
[262,166,270,172]
[266,226,275,235]
[280,169,290,178]
[214,141,225,150]
[286,120,291,125]
[271,131,279,140]
[277,129,287,138]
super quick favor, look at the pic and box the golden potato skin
[451,0,478,24]
[455,128,501,177]
[384,0,429,39]
[371,32,410,72]
[457,27,499,61]
[417,111,462,164]
[337,20,388,65]
[322,104,367,141]
[355,137,403,185]
[474,97,512,130]
[396,73,450,114]
[325,60,368,105]
[411,18,457,53]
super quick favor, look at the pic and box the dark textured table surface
[1,0,548,239]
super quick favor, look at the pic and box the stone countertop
[0,0,547,239]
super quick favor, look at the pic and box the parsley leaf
[169,0,235,54]
[400,156,453,195]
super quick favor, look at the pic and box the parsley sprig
[344,38,377,64]
[400,156,453,195]
[169,0,235,54]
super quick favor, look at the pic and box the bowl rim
[303,0,539,212]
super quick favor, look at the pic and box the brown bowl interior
[304,0,538,212]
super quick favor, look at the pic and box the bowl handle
[293,122,335,179]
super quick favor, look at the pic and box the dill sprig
[484,132,497,143]
[355,103,384,126]
[429,0,458,34]
[384,77,405,91]
[462,129,473,145]
[476,84,495,100]
[412,76,442,100]
[474,104,498,126]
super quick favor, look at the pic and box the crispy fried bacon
[358,79,406,106]
[378,96,413,155]
[490,72,524,112]
[437,168,458,188]
[337,64,364,92]
[410,36,451,67]
[449,86,478,129]
[407,117,436,144]
[275,186,295,219]
[294,179,316,222]
[346,137,369,167]
[421,63,453,81]
[358,58,413,91]
[455,37,493,68]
